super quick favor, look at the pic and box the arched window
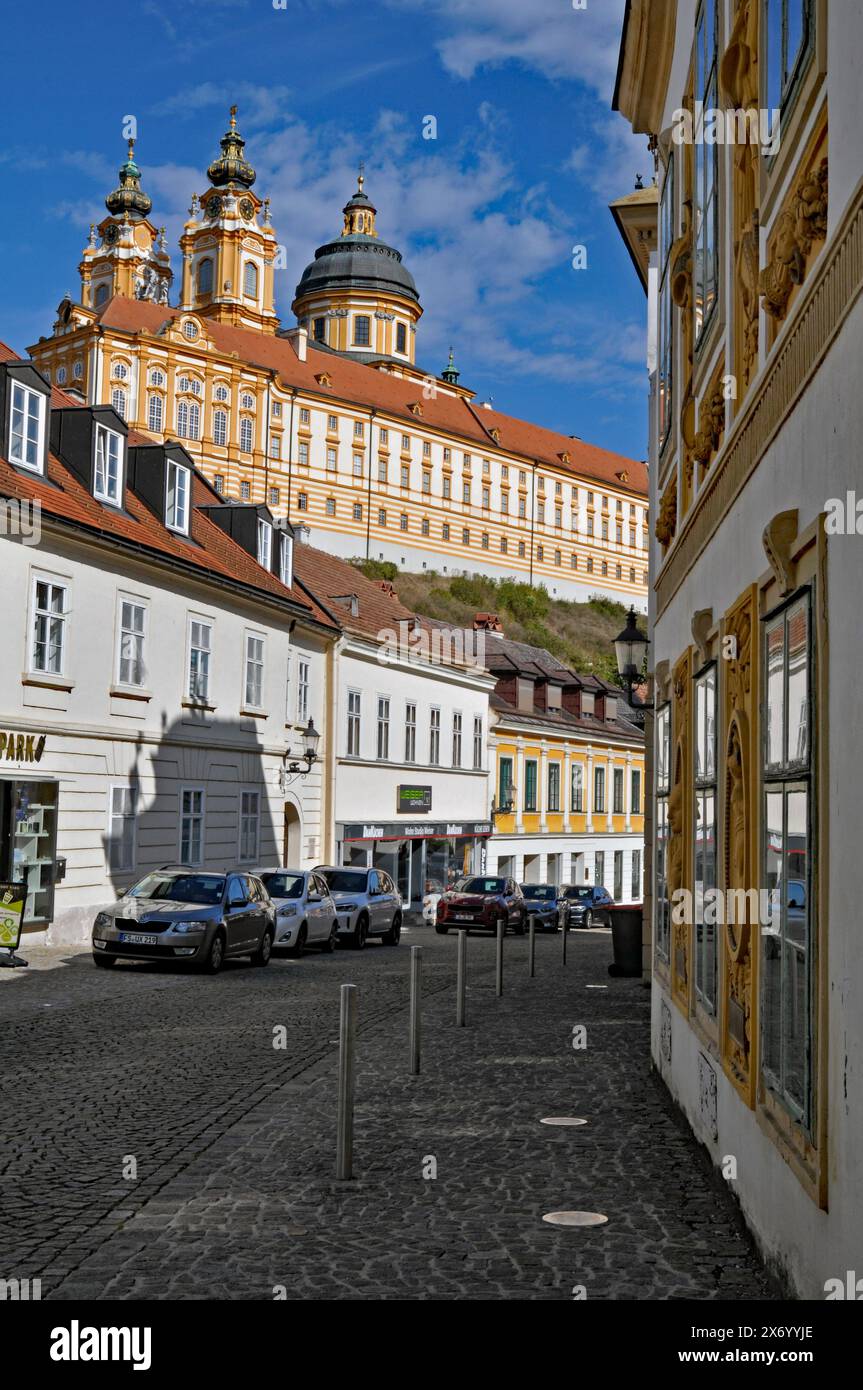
[240,417,253,453]
[147,394,164,432]
[56,367,67,385]
[214,384,229,402]
[197,258,214,295]
[113,362,129,380]
[213,409,227,446]
[177,400,200,441]
[111,387,126,419]
[243,261,258,298]
[149,368,165,387]
[240,393,255,411]
[94,284,109,306]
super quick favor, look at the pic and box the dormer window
[257,518,272,569]
[166,458,190,534]
[279,532,293,587]
[9,382,47,473]
[94,424,124,505]
[182,319,199,341]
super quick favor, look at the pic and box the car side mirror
[229,895,246,910]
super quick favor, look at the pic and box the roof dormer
[127,441,194,536]
[50,403,128,509]
[196,499,280,573]
[0,359,51,477]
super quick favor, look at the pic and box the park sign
[0,883,25,951]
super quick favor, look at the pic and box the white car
[255,868,338,956]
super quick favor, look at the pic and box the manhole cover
[540,1117,588,1127]
[542,1211,608,1227]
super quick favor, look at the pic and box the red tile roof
[0,342,337,630]
[88,297,647,496]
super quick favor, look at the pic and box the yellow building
[482,627,645,896]
[29,111,649,610]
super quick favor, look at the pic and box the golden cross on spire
[358,160,365,191]
[229,105,238,129]
[127,138,135,161]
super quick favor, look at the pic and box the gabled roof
[66,296,647,496]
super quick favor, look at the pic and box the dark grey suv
[91,867,276,974]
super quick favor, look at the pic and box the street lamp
[284,718,321,781]
[613,607,651,708]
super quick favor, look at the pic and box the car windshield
[454,877,505,894]
[521,885,557,900]
[261,872,305,899]
[566,887,593,900]
[322,870,367,893]
[127,873,225,905]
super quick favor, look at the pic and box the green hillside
[349,559,629,684]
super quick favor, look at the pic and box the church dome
[293,171,419,306]
[105,140,152,219]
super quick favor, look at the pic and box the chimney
[278,325,308,361]
[473,612,504,636]
[376,580,397,597]
[295,524,311,545]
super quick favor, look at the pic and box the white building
[614,0,863,1296]
[291,548,496,908]
[0,349,336,944]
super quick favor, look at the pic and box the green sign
[0,883,25,951]
[397,785,432,814]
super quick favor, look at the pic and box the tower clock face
[103,223,119,246]
[239,197,255,222]
[207,196,223,219]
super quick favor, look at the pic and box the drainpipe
[324,637,340,863]
[286,387,296,524]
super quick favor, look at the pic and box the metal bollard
[528,915,536,978]
[456,930,467,1026]
[560,903,568,965]
[496,919,504,997]
[335,983,357,1180]
[409,946,422,1075]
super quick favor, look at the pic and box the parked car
[255,868,338,956]
[519,883,563,931]
[91,867,276,973]
[560,884,615,928]
[317,866,402,948]
[435,876,526,934]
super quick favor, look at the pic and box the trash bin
[607,903,643,977]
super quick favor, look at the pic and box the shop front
[0,765,63,931]
[337,820,493,909]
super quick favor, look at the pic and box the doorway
[283,802,302,866]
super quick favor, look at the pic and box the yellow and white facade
[29,113,649,611]
[615,0,863,1296]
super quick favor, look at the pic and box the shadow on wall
[48,709,283,945]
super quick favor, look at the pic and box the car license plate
[119,932,159,946]
[454,913,473,921]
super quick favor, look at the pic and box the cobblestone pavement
[0,927,781,1301]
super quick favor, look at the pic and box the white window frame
[94,423,124,506]
[187,616,212,704]
[296,658,309,723]
[405,701,417,763]
[8,383,46,473]
[166,459,190,534]
[107,783,137,874]
[473,714,483,771]
[257,518,273,569]
[429,707,441,766]
[213,409,227,447]
[238,789,261,862]
[452,710,462,768]
[243,631,266,711]
[116,595,148,689]
[179,786,205,866]
[29,573,68,676]
[377,696,391,760]
[347,689,362,757]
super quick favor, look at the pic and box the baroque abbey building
[29,110,648,608]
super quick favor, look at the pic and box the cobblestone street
[1,928,780,1301]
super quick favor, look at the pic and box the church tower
[292,168,422,364]
[178,107,280,333]
[78,139,172,309]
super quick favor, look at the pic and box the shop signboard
[0,882,26,952]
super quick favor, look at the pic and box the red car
[435,876,526,935]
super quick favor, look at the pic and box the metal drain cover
[542,1211,608,1227]
[540,1117,588,1126]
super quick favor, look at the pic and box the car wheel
[289,923,308,958]
[322,922,338,954]
[351,915,368,950]
[201,931,225,974]
[584,910,593,929]
[92,952,115,968]
[435,923,449,935]
[251,929,273,967]
[383,913,402,946]
[513,913,525,936]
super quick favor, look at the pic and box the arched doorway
[283,801,302,866]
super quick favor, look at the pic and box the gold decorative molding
[669,649,692,1013]
[656,164,863,619]
[691,609,713,667]
[762,509,800,595]
[720,587,758,1105]
[656,471,678,550]
[759,151,828,323]
[722,0,761,400]
[691,374,726,477]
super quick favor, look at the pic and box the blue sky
[2,0,651,461]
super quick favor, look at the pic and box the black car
[436,876,526,934]
[560,884,615,928]
[91,867,276,973]
[518,884,562,931]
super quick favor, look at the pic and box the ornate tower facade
[292,170,422,364]
[178,107,280,334]
[78,140,172,309]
